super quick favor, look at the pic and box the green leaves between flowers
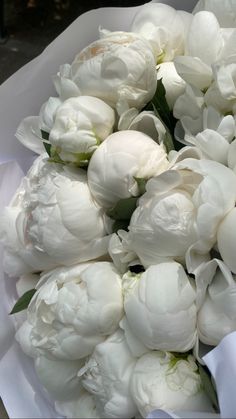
[107,197,138,221]
[10,289,36,314]
[107,178,147,233]
[198,364,219,412]
[151,78,175,133]
[41,130,49,141]
[134,177,147,196]
[145,78,183,152]
[43,141,52,157]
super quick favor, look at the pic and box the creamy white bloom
[79,329,137,418]
[157,62,186,109]
[118,109,166,144]
[125,159,236,270]
[55,32,156,113]
[124,262,197,352]
[87,130,169,209]
[131,3,192,62]
[0,154,109,276]
[130,352,213,417]
[49,96,115,164]
[197,258,236,346]
[17,262,123,360]
[55,390,99,418]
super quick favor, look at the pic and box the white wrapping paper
[5,1,235,418]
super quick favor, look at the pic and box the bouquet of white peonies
[2,0,236,418]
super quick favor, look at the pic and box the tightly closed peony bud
[124,262,197,352]
[87,130,169,209]
[49,96,115,164]
[130,352,213,417]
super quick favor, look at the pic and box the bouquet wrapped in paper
[1,0,236,418]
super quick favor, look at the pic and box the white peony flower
[79,329,137,418]
[196,258,236,346]
[49,96,115,164]
[0,154,109,276]
[123,262,197,352]
[125,159,236,270]
[130,352,213,417]
[17,262,123,360]
[87,130,169,209]
[131,3,192,62]
[54,31,157,114]
[157,62,186,109]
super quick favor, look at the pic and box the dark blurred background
[0,0,148,84]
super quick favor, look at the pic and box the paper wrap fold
[1,0,235,418]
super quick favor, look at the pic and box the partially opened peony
[0,154,109,276]
[54,31,157,114]
[16,262,123,360]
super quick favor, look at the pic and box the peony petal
[15,116,45,155]
[187,12,223,66]
[174,56,212,90]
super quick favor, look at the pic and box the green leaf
[112,219,130,233]
[43,142,52,157]
[41,130,50,141]
[10,289,37,314]
[134,177,146,196]
[198,364,219,412]
[151,78,176,133]
[107,197,138,221]
[163,130,174,154]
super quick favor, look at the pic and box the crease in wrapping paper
[3,0,229,418]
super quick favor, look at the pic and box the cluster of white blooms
[3,1,236,418]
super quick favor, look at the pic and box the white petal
[187,11,223,66]
[15,116,45,155]
[174,56,212,90]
